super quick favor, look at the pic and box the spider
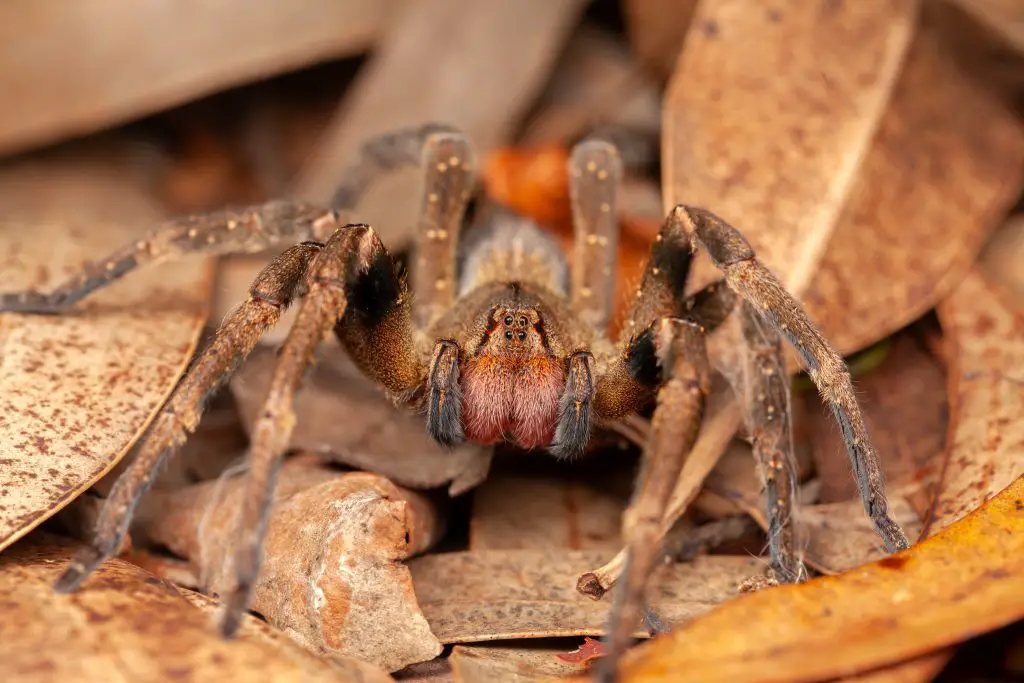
[1,125,910,681]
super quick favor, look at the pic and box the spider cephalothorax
[0,124,910,682]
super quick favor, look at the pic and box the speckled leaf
[0,533,376,682]
[409,550,762,643]
[135,456,444,673]
[0,151,213,552]
[665,0,918,295]
[179,587,396,683]
[928,269,1024,535]
[803,11,1024,355]
[469,473,628,552]
[615,477,1024,683]
[232,345,492,495]
[450,644,590,682]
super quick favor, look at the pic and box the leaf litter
[613,476,1024,683]
[133,456,444,673]
[0,148,213,552]
[0,533,388,683]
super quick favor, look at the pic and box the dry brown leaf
[518,27,662,145]
[803,10,1024,355]
[949,0,1024,53]
[232,345,492,494]
[928,269,1024,535]
[296,0,587,244]
[409,550,763,643]
[469,472,628,552]
[977,213,1024,305]
[614,476,1024,683]
[0,0,396,155]
[0,149,213,552]
[800,333,947,504]
[179,586,396,683]
[0,533,381,682]
[450,644,591,682]
[135,456,444,672]
[622,0,700,81]
[665,0,918,295]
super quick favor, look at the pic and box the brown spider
[1,125,910,681]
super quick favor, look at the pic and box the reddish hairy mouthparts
[461,353,565,449]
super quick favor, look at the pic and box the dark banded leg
[551,351,596,459]
[54,241,324,593]
[671,204,909,553]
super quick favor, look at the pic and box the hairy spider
[1,125,910,681]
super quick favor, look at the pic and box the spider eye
[517,331,526,341]
[503,315,513,326]
[518,316,528,326]
[504,331,513,340]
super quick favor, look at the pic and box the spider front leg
[54,238,328,592]
[739,300,805,583]
[221,224,416,635]
[0,124,459,314]
[671,205,911,553]
[598,317,711,683]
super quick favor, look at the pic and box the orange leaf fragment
[556,638,607,665]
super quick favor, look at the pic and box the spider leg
[597,317,711,683]
[1,124,461,315]
[220,224,390,636]
[670,204,910,553]
[739,300,805,583]
[410,130,477,327]
[53,239,326,593]
[568,138,623,335]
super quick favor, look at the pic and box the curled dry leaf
[0,150,213,552]
[0,533,378,683]
[665,0,918,295]
[614,476,1024,683]
[928,269,1024,535]
[802,9,1024,355]
[295,0,587,243]
[450,644,591,683]
[232,345,492,494]
[135,456,444,672]
[409,550,763,643]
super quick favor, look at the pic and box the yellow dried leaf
[0,150,213,552]
[614,476,1024,682]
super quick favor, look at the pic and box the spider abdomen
[461,353,564,449]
